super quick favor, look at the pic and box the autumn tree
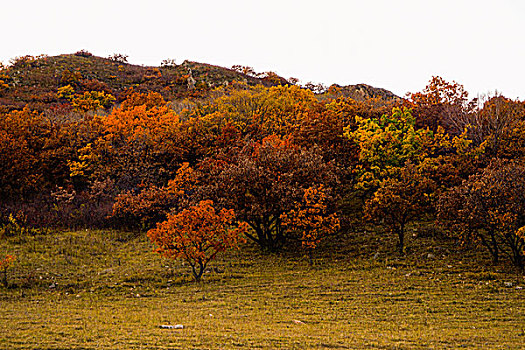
[147,200,247,281]
[407,76,472,134]
[0,108,80,202]
[112,163,198,229]
[190,84,321,139]
[364,163,437,254]
[198,135,339,251]
[470,95,525,157]
[69,92,184,192]
[344,107,437,200]
[292,96,358,168]
[71,91,116,112]
[438,160,525,268]
[281,185,340,264]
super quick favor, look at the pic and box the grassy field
[0,228,524,349]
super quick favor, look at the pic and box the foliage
[364,163,437,254]
[407,76,471,133]
[0,213,39,238]
[112,163,197,229]
[198,135,339,251]
[470,96,525,157]
[345,107,437,197]
[57,84,75,100]
[0,108,77,201]
[2,52,525,272]
[195,84,320,139]
[438,160,525,268]
[69,93,183,191]
[71,91,116,111]
[147,200,247,281]
[281,185,340,263]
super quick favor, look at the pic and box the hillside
[0,53,279,112]
[0,52,400,112]
[1,52,524,350]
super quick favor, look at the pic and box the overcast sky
[2,0,524,99]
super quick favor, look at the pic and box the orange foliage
[112,163,198,229]
[147,200,247,281]
[0,254,15,270]
[407,76,471,133]
[0,254,15,287]
[281,185,339,263]
[71,93,184,189]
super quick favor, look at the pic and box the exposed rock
[332,83,401,102]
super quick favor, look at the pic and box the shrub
[74,50,93,57]
[0,254,15,287]
[109,53,128,64]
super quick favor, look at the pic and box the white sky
[2,0,524,99]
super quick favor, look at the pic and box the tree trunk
[308,248,314,266]
[396,223,405,255]
[490,230,499,264]
[191,260,206,282]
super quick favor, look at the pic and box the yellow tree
[344,107,436,199]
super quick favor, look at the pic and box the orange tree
[281,185,340,264]
[147,200,247,281]
[0,108,82,202]
[69,92,184,192]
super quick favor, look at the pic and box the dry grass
[0,228,524,349]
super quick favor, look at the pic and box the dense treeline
[1,55,525,271]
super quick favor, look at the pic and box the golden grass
[0,229,524,349]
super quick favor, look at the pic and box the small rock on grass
[160,324,184,329]
[292,320,305,325]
